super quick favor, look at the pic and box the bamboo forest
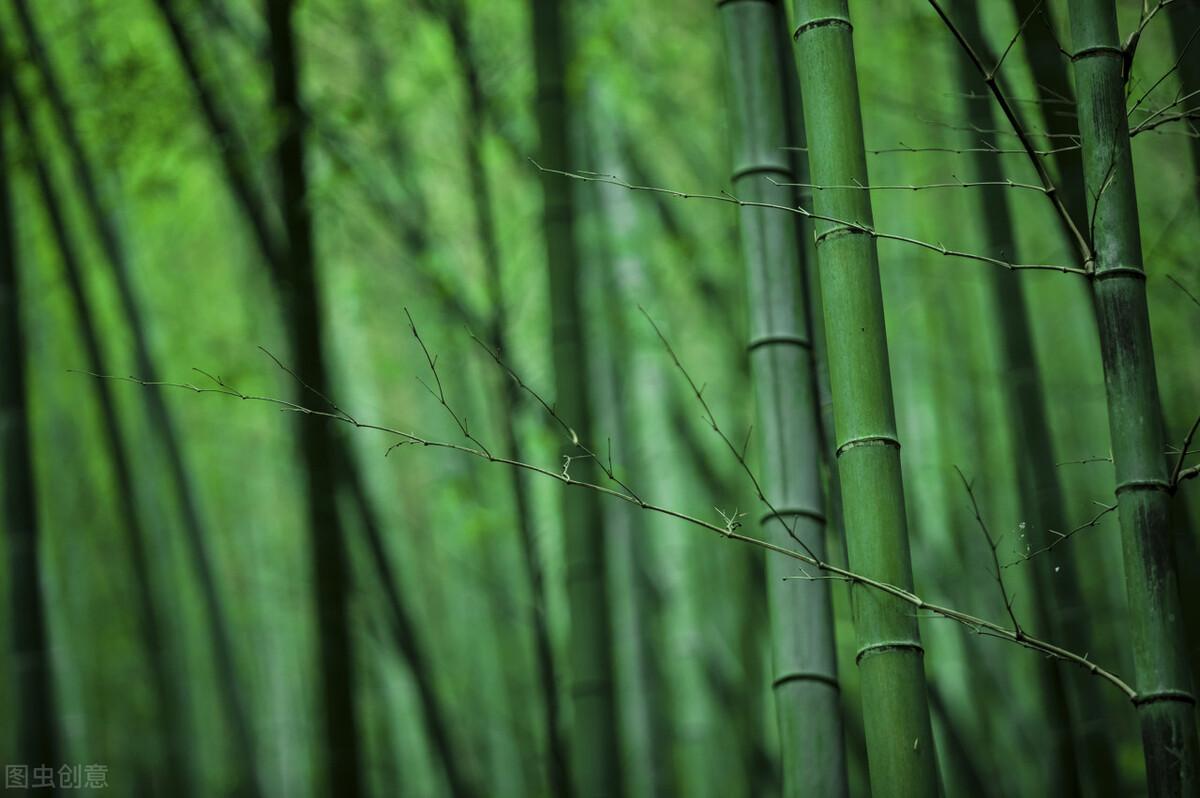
[5,0,1200,795]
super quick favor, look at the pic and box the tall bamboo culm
[948,3,1111,795]
[529,0,622,795]
[1066,1,1200,794]
[718,1,846,795]
[790,2,941,795]
[0,71,59,780]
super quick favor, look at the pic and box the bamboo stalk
[8,4,262,789]
[1066,0,1200,793]
[790,2,942,794]
[154,4,476,793]
[528,0,623,794]
[266,3,361,794]
[441,2,572,791]
[948,4,1115,795]
[719,1,846,794]
[588,85,681,798]
[0,74,59,781]
[9,69,190,796]
[1008,0,1090,224]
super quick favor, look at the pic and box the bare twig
[1128,27,1200,119]
[782,141,1082,157]
[917,115,1080,140]
[1170,412,1200,490]
[994,0,1043,75]
[1056,455,1113,467]
[927,0,1094,268]
[1124,1,1181,79]
[404,309,492,458]
[1176,464,1200,486]
[80,333,1139,700]
[532,161,1089,275]
[1006,502,1118,565]
[467,327,645,505]
[956,467,1023,639]
[1167,274,1200,309]
[637,308,822,563]
[954,90,1074,107]
[1131,89,1200,135]
[767,175,1048,194]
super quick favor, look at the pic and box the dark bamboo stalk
[1163,0,1200,687]
[1066,1,1200,793]
[342,466,479,798]
[265,2,361,795]
[9,70,189,796]
[9,4,260,789]
[1169,0,1200,211]
[153,0,283,275]
[529,0,622,793]
[949,4,1117,795]
[440,4,572,793]
[1009,0,1090,224]
[156,5,475,793]
[928,684,988,798]
[0,73,58,780]
[588,92,682,798]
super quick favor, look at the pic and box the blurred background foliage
[0,0,1197,795]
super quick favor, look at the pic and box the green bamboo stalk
[155,5,475,793]
[8,5,261,790]
[1066,1,1200,793]
[791,3,941,795]
[0,75,59,779]
[529,0,622,794]
[440,2,572,790]
[948,4,1115,795]
[9,69,190,795]
[927,684,987,798]
[718,1,846,795]
[266,2,360,794]
[588,88,680,798]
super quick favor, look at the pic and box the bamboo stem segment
[1066,0,1200,794]
[791,2,941,795]
[719,1,847,795]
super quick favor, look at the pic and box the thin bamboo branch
[927,0,1094,266]
[955,468,1023,637]
[532,162,1090,275]
[83,340,1139,702]
[768,175,1049,193]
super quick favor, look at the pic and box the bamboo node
[793,16,852,39]
[747,333,812,352]
[855,640,925,665]
[730,163,790,183]
[772,671,840,691]
[836,434,901,457]
[1093,265,1147,281]
[760,507,826,525]
[1069,44,1124,62]
[1132,689,1197,707]
[814,223,870,245]
[1114,478,1170,495]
